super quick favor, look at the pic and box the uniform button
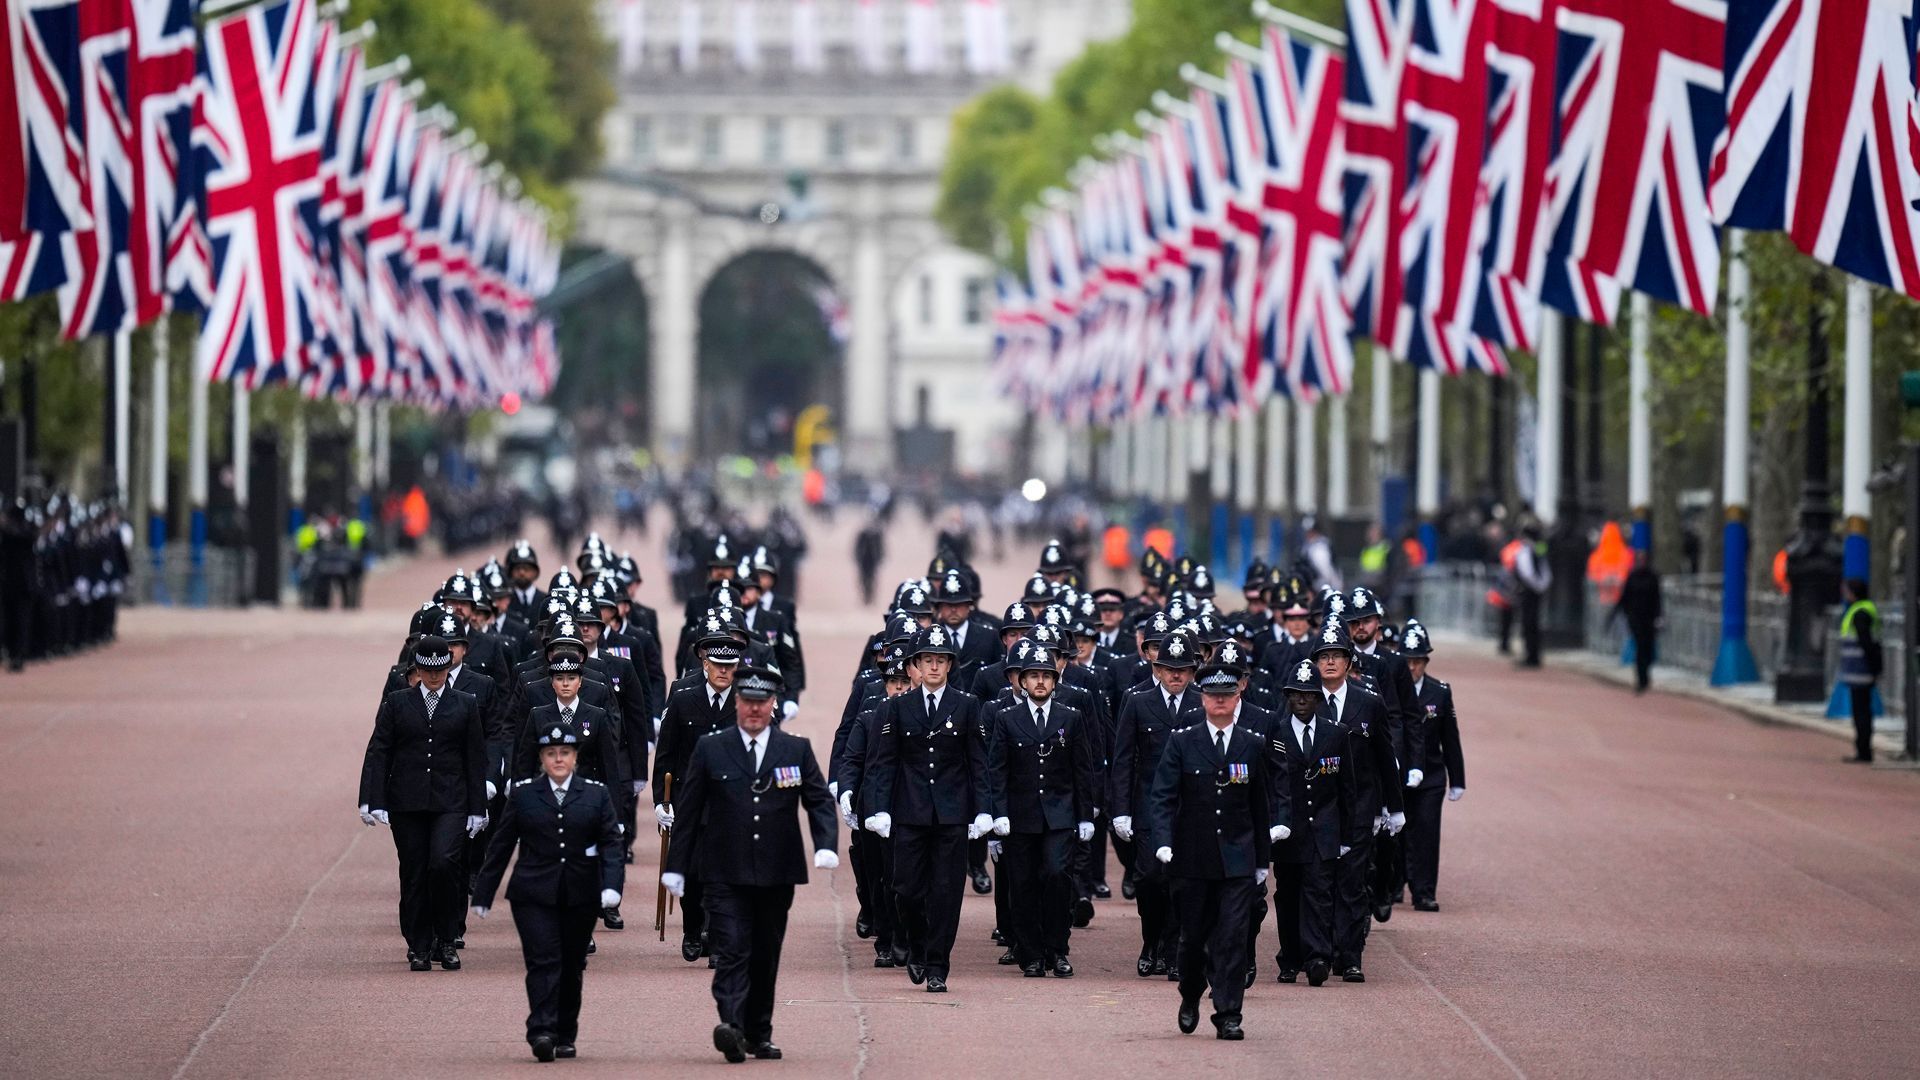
[752,833,760,840]
[753,796,760,803]
[753,814,760,821]
[559,843,566,850]
[1215,828,1222,834]
[1215,809,1222,815]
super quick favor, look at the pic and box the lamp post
[1776,270,1843,703]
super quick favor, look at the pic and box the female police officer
[471,720,626,1062]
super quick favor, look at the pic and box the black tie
[1215,729,1227,759]
[1299,720,1313,758]
[1324,691,1338,723]
[748,737,759,773]
[926,692,936,721]
[1034,706,1045,734]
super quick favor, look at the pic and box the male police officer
[1268,659,1363,985]
[662,660,838,1063]
[1399,623,1465,911]
[654,627,743,962]
[1110,630,1204,977]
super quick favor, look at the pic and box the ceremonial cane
[654,773,673,940]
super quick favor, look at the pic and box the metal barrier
[130,546,256,608]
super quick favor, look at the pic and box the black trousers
[389,810,467,954]
[851,829,897,953]
[1171,877,1258,1021]
[1519,590,1543,665]
[511,901,598,1045]
[1333,838,1374,969]
[1851,684,1876,761]
[1497,603,1515,652]
[704,883,795,1043]
[681,878,708,946]
[1403,783,1445,903]
[968,835,988,875]
[1631,628,1656,691]
[1371,829,1403,904]
[1004,829,1072,962]
[891,823,967,977]
[1133,862,1181,959]
[1271,858,1335,968]
[1085,822,1111,888]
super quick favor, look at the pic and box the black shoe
[1244,962,1257,989]
[990,929,1007,946]
[1373,901,1393,923]
[1215,1017,1245,1041]
[907,962,927,985]
[1022,960,1046,978]
[408,951,432,972]
[555,1044,576,1059]
[748,1042,782,1060]
[874,954,895,968]
[708,954,716,969]
[435,944,461,971]
[1072,897,1094,927]
[713,1024,747,1064]
[700,936,711,957]
[1136,952,1155,978]
[1413,898,1439,912]
[925,975,948,993]
[970,869,993,895]
[1342,966,1365,983]
[1092,882,1111,899]
[586,938,596,956]
[1166,965,1180,982]
[1151,957,1169,977]
[451,937,465,950]
[891,944,910,966]
[1306,959,1330,986]
[532,1036,556,1063]
[856,914,873,939]
[1178,999,1200,1035]
[1052,957,1074,978]
[682,937,704,963]
[1121,875,1137,900]
[1277,967,1298,983]
[602,907,623,931]
[1000,948,1020,966]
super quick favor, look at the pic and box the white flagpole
[1842,276,1873,579]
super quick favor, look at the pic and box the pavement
[5,513,1920,1079]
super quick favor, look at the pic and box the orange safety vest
[1773,548,1789,594]
[1103,525,1132,569]
[1401,537,1427,569]
[1586,522,1633,606]
[802,468,826,505]
[1143,527,1174,561]
[402,486,430,539]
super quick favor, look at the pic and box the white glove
[470,905,489,919]
[1111,816,1133,842]
[661,872,686,898]
[967,813,993,840]
[814,849,840,870]
[1154,846,1173,864]
[600,889,622,909]
[1387,811,1406,836]
[828,781,839,798]
[631,780,646,797]
[1372,812,1389,835]
[655,804,674,832]
[1255,868,1269,886]
[864,813,892,839]
[1447,786,1465,802]
[987,839,1003,861]
[1406,768,1423,788]
[838,789,856,822]
[782,700,800,721]
[485,781,498,801]
[358,804,377,827]
[1076,821,1093,842]
[465,814,487,838]
[1339,845,1351,857]
[995,817,1013,837]
[1269,825,1291,842]
[372,809,389,826]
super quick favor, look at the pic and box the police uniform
[662,663,838,1063]
[1314,618,1402,981]
[471,722,625,1062]
[1109,630,1205,976]
[836,646,912,966]
[358,636,490,969]
[1399,624,1465,911]
[1144,663,1275,1040]
[1266,658,1364,984]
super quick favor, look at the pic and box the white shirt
[1323,682,1348,722]
[953,622,969,650]
[759,592,775,613]
[1411,676,1424,697]
[517,586,537,606]
[1205,720,1236,755]
[1355,641,1379,657]
[549,775,574,804]
[706,683,732,711]
[1099,629,1117,648]
[419,682,444,706]
[923,685,946,714]
[555,696,580,721]
[738,726,765,772]
[1162,687,1184,715]
[1030,699,1051,731]
[1292,714,1316,752]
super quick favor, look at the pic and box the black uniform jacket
[1144,722,1274,880]
[654,681,738,797]
[1269,713,1364,863]
[945,619,1000,689]
[1350,644,1423,772]
[666,725,839,887]
[985,699,1095,833]
[1108,684,1204,821]
[1409,678,1465,790]
[1324,685,1404,817]
[836,699,890,819]
[518,701,626,787]
[742,602,806,697]
[359,684,488,815]
[474,775,625,909]
[831,672,886,781]
[868,686,989,827]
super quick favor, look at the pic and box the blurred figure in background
[1611,551,1664,694]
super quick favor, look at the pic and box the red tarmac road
[4,514,1920,1078]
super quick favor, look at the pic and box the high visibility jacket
[1359,541,1391,575]
[296,523,319,552]
[1143,527,1174,561]
[1103,525,1131,569]
[1838,600,1879,686]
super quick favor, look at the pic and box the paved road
[5,514,1920,1078]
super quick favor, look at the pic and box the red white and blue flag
[1468,0,1561,353]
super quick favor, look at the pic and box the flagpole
[188,356,208,607]
[1294,397,1318,524]
[1534,311,1562,527]
[112,331,131,502]
[1234,407,1258,579]
[1628,294,1652,551]
[1210,412,1233,576]
[288,408,307,541]
[1417,369,1441,560]
[1264,398,1289,559]
[148,322,170,603]
[1371,346,1392,520]
[1711,229,1759,685]
[1250,0,1347,47]
[355,401,375,523]
[1842,276,1872,582]
[1326,394,1349,518]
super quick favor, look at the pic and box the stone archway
[693,248,845,458]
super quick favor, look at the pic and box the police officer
[470,720,625,1062]
[837,645,916,967]
[863,624,990,993]
[504,541,547,624]
[653,628,744,963]
[1399,623,1465,911]
[1313,618,1402,982]
[1145,661,1278,1040]
[1344,586,1424,922]
[1267,658,1363,985]
[1110,629,1205,977]
[661,660,839,1063]
[984,646,1096,977]
[358,635,490,971]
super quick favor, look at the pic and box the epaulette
[1428,677,1450,691]
[513,777,536,788]
[580,777,604,786]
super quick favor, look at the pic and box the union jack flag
[189,0,326,388]
[1711,0,1920,297]
[58,0,199,338]
[1185,90,1235,413]
[1341,0,1415,348]
[6,0,90,241]
[1538,0,1726,323]
[1469,0,1561,353]
[358,76,416,398]
[1257,26,1355,398]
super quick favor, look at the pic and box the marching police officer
[1110,629,1205,977]
[470,720,625,1062]
[1145,661,1278,1040]
[1398,623,1465,911]
[1267,658,1363,985]
[863,624,990,993]
[837,644,916,967]
[653,627,744,963]
[661,660,839,1063]
[1313,618,1402,982]
[358,635,490,972]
